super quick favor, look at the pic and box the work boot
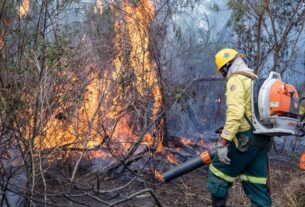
[212,195,227,207]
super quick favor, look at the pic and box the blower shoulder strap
[244,114,255,131]
[235,71,257,80]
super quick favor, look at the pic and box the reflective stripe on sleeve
[209,164,237,182]
[240,174,267,185]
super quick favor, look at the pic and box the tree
[228,0,305,79]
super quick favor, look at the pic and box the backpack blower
[250,72,304,137]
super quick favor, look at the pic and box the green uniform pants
[207,130,272,207]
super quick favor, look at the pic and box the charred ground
[40,149,305,207]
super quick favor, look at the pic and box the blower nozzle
[162,149,215,182]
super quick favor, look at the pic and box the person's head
[214,48,244,77]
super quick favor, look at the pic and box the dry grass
[281,179,305,207]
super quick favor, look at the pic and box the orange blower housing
[269,81,299,117]
[252,72,302,136]
[300,152,305,171]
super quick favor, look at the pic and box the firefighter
[207,48,272,207]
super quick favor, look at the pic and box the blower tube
[162,149,216,182]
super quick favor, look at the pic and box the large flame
[112,0,160,102]
[19,0,30,17]
[33,0,164,159]
[37,71,107,150]
[111,0,164,151]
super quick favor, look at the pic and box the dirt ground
[117,151,305,207]
[120,157,305,207]
[48,151,305,207]
[152,159,305,207]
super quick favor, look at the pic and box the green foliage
[228,0,305,74]
[46,37,69,67]
[211,3,220,12]
[227,0,245,25]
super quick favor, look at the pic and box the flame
[154,169,164,181]
[124,1,162,121]
[88,150,112,159]
[143,133,155,146]
[111,0,164,151]
[36,72,103,149]
[166,153,177,165]
[95,0,104,14]
[19,0,30,17]
[111,116,136,153]
[112,0,161,113]
[30,0,165,164]
[300,151,305,170]
[179,137,193,146]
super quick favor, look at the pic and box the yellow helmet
[215,48,244,73]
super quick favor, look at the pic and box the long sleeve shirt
[221,73,254,146]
